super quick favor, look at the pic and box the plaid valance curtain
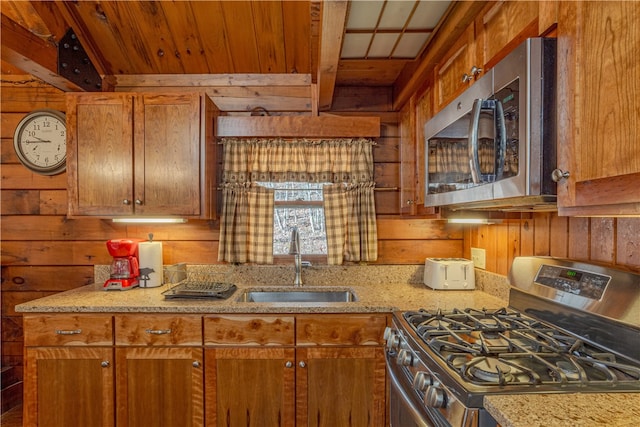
[218,137,378,264]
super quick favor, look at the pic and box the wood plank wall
[462,215,640,276]
[0,77,461,410]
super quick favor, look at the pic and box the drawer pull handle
[192,361,201,368]
[55,329,82,335]
[145,329,172,335]
[101,361,110,368]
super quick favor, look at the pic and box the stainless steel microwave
[424,38,557,211]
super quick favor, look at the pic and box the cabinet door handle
[123,199,131,205]
[470,65,483,76]
[299,361,306,368]
[55,329,82,335]
[192,361,201,368]
[285,361,293,368]
[145,329,172,335]
[135,199,143,205]
[462,73,473,83]
[101,361,110,368]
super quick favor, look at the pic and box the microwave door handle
[495,100,507,180]
[468,98,482,184]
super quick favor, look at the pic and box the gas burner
[466,357,514,384]
[552,360,582,381]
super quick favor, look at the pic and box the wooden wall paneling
[1,190,41,215]
[519,218,535,256]
[0,86,66,112]
[376,240,462,264]
[506,219,522,269]
[376,218,462,240]
[568,217,590,261]
[0,164,67,189]
[590,218,615,265]
[616,218,640,269]
[533,213,551,256]
[374,192,399,216]
[494,223,510,276]
[1,266,94,292]
[549,215,568,258]
[373,136,400,163]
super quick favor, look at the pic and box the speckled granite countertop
[484,393,640,427]
[15,265,507,314]
[15,264,638,425]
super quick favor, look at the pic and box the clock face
[14,109,67,175]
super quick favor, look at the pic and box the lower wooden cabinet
[297,347,386,427]
[23,314,115,427]
[23,313,388,427]
[114,315,204,427]
[24,346,114,427]
[205,347,296,427]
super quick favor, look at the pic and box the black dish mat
[162,281,237,300]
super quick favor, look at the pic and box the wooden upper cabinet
[475,1,541,69]
[66,92,218,218]
[556,1,640,215]
[434,24,479,112]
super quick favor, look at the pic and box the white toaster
[423,258,475,290]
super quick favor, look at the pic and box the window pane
[273,206,327,255]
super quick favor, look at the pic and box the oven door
[387,357,449,427]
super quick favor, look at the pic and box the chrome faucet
[289,227,303,287]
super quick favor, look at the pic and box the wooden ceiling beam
[0,13,83,91]
[316,0,348,113]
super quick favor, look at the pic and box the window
[258,182,328,255]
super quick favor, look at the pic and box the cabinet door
[557,1,640,215]
[205,347,296,427]
[296,347,386,427]
[24,347,114,427]
[134,94,202,216]
[475,1,540,68]
[434,24,479,111]
[67,93,134,216]
[115,347,203,427]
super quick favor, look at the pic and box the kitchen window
[257,182,328,256]
[217,137,378,265]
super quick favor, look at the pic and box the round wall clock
[13,109,67,175]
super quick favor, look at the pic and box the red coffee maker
[104,239,140,290]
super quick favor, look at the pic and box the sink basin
[239,289,357,303]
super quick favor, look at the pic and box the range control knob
[424,386,447,408]
[396,349,416,367]
[413,371,440,391]
[384,327,400,350]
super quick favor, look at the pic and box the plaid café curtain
[217,137,378,264]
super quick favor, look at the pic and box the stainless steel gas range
[385,256,640,427]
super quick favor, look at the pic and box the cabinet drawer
[23,315,113,346]
[296,314,388,346]
[115,315,202,346]
[204,315,295,346]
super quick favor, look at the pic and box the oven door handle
[387,365,432,427]
[468,98,483,184]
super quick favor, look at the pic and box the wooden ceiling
[1,0,484,114]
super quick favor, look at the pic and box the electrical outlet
[471,247,486,269]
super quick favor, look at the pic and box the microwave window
[426,78,520,195]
